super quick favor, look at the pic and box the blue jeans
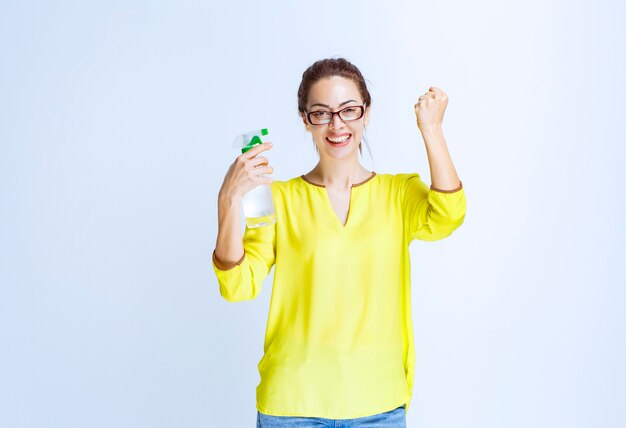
[257,404,406,427]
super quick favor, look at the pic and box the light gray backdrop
[1,0,624,427]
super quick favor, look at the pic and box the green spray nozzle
[232,128,269,153]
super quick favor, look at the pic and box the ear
[300,112,311,132]
[364,105,371,127]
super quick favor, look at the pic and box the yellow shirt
[212,171,466,419]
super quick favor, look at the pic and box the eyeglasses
[305,104,366,125]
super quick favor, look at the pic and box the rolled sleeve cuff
[430,180,463,193]
[212,249,246,271]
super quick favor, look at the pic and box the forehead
[308,76,362,108]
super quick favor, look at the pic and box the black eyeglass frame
[305,104,367,125]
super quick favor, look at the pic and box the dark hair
[297,57,373,157]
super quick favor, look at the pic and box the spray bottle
[232,128,276,228]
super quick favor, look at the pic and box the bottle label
[241,135,263,153]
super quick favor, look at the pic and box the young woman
[213,58,466,427]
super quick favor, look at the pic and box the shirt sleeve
[400,173,466,242]
[211,220,276,302]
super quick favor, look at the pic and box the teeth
[327,135,350,143]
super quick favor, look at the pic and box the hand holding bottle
[219,142,274,202]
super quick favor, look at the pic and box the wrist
[218,190,242,207]
[418,123,443,135]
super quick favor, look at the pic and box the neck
[311,154,370,190]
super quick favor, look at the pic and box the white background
[1,0,624,427]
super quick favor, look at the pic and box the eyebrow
[309,99,358,109]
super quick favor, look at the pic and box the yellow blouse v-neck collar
[299,171,377,188]
[299,171,377,229]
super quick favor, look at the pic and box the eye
[343,107,357,113]
[312,111,329,117]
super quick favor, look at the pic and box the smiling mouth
[326,134,352,145]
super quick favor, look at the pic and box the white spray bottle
[232,128,276,228]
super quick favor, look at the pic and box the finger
[418,93,437,101]
[429,87,447,98]
[250,164,273,176]
[242,141,273,159]
[249,156,269,167]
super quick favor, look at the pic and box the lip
[326,133,352,147]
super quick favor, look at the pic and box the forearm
[214,192,245,268]
[420,125,462,191]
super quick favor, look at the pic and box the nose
[329,113,346,129]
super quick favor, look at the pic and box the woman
[212,58,466,427]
